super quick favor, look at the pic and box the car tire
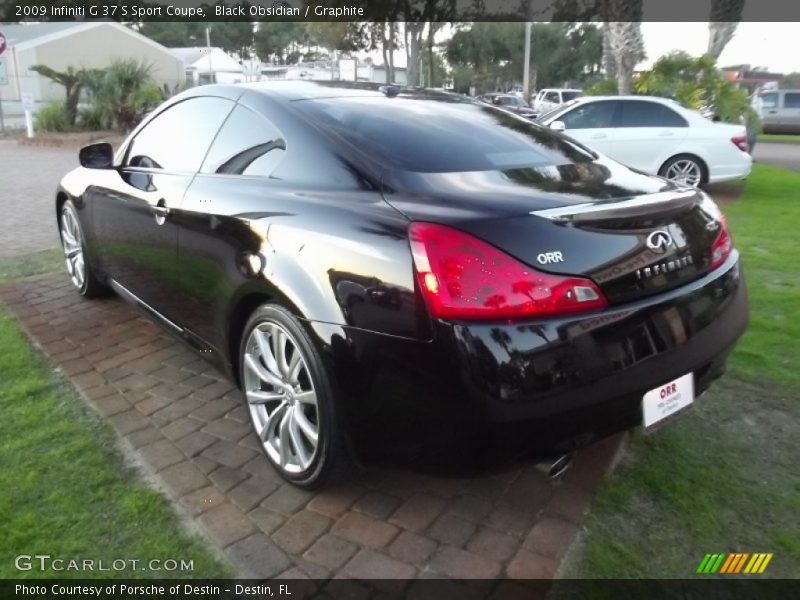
[59,200,108,298]
[659,154,708,188]
[239,304,349,489]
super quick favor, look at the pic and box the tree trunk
[406,22,425,86]
[606,18,645,95]
[426,22,439,88]
[381,23,391,83]
[602,22,616,77]
[388,21,396,83]
[707,0,745,60]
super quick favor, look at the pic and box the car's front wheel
[239,304,347,488]
[59,200,107,297]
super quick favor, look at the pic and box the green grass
[759,133,800,144]
[0,257,230,578]
[566,164,800,579]
[0,248,63,284]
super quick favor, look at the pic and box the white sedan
[536,96,752,186]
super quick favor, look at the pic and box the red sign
[0,31,6,56]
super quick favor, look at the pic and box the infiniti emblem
[646,230,674,253]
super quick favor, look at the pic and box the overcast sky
[641,22,798,73]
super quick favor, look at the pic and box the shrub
[85,59,162,132]
[584,77,618,95]
[78,104,111,130]
[35,101,71,132]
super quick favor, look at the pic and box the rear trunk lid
[382,160,724,305]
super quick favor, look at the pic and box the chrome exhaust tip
[537,452,575,479]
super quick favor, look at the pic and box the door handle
[658,131,675,137]
[767,110,777,114]
[150,199,170,224]
[590,133,607,139]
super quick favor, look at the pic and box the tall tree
[402,0,456,86]
[209,23,254,59]
[707,0,746,60]
[254,22,304,64]
[601,0,646,95]
[29,65,90,126]
[135,22,206,47]
[601,22,616,77]
[446,23,602,93]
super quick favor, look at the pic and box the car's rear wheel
[239,304,347,488]
[59,200,107,297]
[659,154,707,187]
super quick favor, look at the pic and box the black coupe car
[57,82,748,487]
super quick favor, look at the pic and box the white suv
[532,88,582,114]
[536,96,752,187]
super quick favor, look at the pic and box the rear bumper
[314,252,747,462]
[445,252,746,425]
[708,153,753,183]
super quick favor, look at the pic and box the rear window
[295,96,594,173]
[562,91,581,102]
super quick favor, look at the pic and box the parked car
[532,88,582,114]
[57,82,748,487]
[478,93,538,119]
[536,96,752,187]
[754,89,800,134]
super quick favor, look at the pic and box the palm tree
[29,65,89,126]
[86,60,159,132]
[707,0,745,60]
[600,0,646,95]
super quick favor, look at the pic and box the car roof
[238,80,463,103]
[570,95,680,106]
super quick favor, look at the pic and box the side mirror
[549,120,566,132]
[79,142,114,169]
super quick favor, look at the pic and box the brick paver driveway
[0,140,77,259]
[1,273,624,584]
[1,142,625,587]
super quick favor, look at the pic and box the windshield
[296,96,595,173]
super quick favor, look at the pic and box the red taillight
[710,214,733,270]
[409,222,607,320]
[731,135,748,153]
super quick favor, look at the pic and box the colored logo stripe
[697,552,774,574]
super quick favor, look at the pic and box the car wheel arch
[225,286,313,389]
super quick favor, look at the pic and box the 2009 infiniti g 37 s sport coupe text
[56,82,748,487]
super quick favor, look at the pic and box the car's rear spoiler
[530,189,701,223]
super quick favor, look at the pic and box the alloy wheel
[664,159,702,187]
[61,206,85,290]
[243,321,320,474]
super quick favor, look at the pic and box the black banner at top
[3,0,800,23]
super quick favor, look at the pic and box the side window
[560,101,616,129]
[618,101,688,127]
[126,97,233,172]
[760,93,778,109]
[545,91,560,103]
[202,105,286,177]
[783,93,800,108]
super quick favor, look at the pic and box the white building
[257,60,407,85]
[171,47,245,87]
[0,21,183,104]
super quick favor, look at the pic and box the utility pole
[206,26,214,84]
[522,22,532,102]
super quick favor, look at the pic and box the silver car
[756,89,800,134]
